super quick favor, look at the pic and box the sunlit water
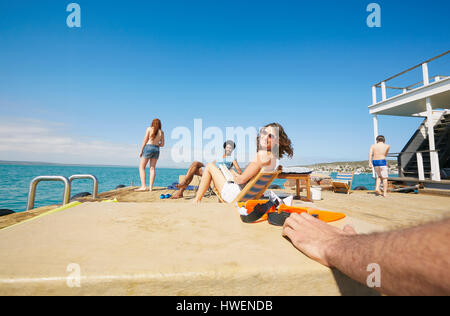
[0,165,386,213]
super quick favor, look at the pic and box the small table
[277,173,312,201]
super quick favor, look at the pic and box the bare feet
[375,190,382,196]
[171,190,184,199]
[192,198,201,204]
[135,187,148,192]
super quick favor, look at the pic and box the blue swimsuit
[372,159,387,167]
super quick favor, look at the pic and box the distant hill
[300,160,398,173]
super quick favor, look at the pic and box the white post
[373,115,379,143]
[381,81,387,101]
[372,86,377,105]
[416,152,425,181]
[422,63,430,86]
[426,98,441,181]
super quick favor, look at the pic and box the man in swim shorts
[369,135,391,197]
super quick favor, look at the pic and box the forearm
[325,220,450,295]
[140,138,148,152]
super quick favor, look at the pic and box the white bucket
[311,186,322,201]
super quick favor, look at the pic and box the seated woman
[193,123,294,203]
[171,140,242,199]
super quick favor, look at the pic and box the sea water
[0,164,188,213]
[0,165,385,213]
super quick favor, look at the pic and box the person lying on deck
[171,140,243,199]
[193,123,294,203]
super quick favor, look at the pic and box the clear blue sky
[0,0,449,167]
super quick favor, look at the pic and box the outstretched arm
[283,213,450,296]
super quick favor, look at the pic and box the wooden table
[278,173,312,201]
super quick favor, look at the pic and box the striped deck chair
[215,168,282,203]
[331,172,354,194]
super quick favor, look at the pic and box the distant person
[171,141,243,199]
[136,119,165,192]
[369,135,391,197]
[282,213,450,296]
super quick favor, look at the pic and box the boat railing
[69,174,99,199]
[26,176,71,211]
[371,51,450,105]
[388,150,440,181]
[26,174,99,211]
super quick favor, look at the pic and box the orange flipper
[278,205,346,223]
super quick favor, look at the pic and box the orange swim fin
[278,205,346,223]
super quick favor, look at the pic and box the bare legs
[149,159,158,191]
[136,158,158,191]
[171,161,204,199]
[375,177,388,197]
[194,163,226,203]
[137,157,150,191]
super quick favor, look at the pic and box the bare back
[147,127,164,146]
[371,143,390,160]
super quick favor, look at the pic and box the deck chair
[331,172,354,194]
[215,168,282,203]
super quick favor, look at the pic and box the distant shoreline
[0,159,397,172]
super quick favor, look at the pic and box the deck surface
[0,202,381,296]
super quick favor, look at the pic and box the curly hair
[257,123,294,159]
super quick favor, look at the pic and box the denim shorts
[143,145,160,159]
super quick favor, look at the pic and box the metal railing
[69,174,99,199]
[26,174,99,211]
[388,150,440,181]
[26,176,71,211]
[371,50,450,104]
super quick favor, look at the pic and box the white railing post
[426,98,441,181]
[416,152,425,181]
[381,81,387,101]
[372,86,377,105]
[373,115,379,143]
[422,63,429,85]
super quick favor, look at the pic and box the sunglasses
[260,129,277,139]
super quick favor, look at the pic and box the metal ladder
[26,174,98,211]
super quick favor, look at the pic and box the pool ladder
[26,174,98,211]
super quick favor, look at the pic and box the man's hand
[282,213,357,267]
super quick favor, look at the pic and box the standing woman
[136,119,165,192]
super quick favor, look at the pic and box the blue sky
[0,0,449,167]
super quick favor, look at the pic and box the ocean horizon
[0,163,383,214]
